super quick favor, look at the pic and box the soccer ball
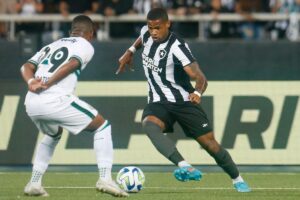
[116,166,145,193]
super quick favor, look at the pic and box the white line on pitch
[44,186,300,190]
[209,173,300,176]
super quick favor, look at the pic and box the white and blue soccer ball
[116,166,145,193]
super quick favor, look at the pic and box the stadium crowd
[0,0,300,40]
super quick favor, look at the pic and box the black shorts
[142,102,212,139]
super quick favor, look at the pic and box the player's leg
[196,133,251,192]
[143,116,184,165]
[143,116,201,181]
[142,103,201,181]
[85,114,112,181]
[64,98,128,197]
[175,103,250,192]
[24,118,62,197]
[83,114,128,197]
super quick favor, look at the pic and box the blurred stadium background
[0,0,300,199]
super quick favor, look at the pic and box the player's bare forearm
[20,62,36,83]
[132,37,143,50]
[184,62,207,94]
[20,63,45,93]
[116,37,143,74]
[43,58,80,89]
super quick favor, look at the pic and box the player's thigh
[172,102,212,139]
[142,103,175,133]
[30,115,60,137]
[53,98,99,135]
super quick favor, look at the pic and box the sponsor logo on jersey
[61,38,77,43]
[142,53,162,73]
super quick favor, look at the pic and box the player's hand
[40,82,51,91]
[28,78,44,93]
[116,50,134,74]
[189,93,201,104]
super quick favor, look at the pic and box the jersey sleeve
[27,46,49,69]
[172,42,195,67]
[70,39,94,70]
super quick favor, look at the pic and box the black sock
[143,121,184,165]
[211,147,239,179]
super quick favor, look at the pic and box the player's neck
[156,32,171,44]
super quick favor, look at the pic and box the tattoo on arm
[189,62,207,94]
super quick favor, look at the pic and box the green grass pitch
[0,172,299,200]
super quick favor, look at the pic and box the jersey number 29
[48,47,69,73]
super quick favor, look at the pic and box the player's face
[147,19,170,42]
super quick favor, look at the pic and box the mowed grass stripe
[0,172,299,175]
[1,172,300,200]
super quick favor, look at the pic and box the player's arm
[184,61,208,104]
[21,62,36,84]
[116,37,142,74]
[41,58,80,90]
[20,62,44,93]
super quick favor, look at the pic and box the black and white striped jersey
[140,26,196,103]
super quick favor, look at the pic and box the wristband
[27,78,34,85]
[193,90,202,97]
[128,46,136,54]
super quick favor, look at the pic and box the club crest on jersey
[159,49,167,59]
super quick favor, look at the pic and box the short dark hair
[147,8,169,21]
[71,15,94,32]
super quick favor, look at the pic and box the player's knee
[142,120,161,134]
[42,134,61,147]
[202,140,220,155]
[86,115,106,132]
[47,127,62,141]
[142,116,165,130]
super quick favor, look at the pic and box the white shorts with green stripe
[26,94,98,136]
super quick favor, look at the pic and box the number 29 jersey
[27,37,94,99]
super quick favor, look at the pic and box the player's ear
[166,20,171,29]
[88,31,94,41]
[84,31,93,42]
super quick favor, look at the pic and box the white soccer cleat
[24,182,49,197]
[96,179,129,197]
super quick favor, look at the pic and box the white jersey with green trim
[25,37,94,101]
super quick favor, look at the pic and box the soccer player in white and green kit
[20,15,128,197]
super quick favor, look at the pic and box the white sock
[178,160,191,168]
[232,175,244,184]
[30,170,43,185]
[98,167,112,182]
[94,120,113,182]
[31,135,60,184]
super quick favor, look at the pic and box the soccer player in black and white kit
[117,8,251,192]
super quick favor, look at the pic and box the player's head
[70,15,94,42]
[147,8,170,43]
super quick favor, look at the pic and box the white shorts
[25,94,98,135]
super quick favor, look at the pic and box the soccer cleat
[173,166,202,182]
[96,179,129,197]
[233,182,251,192]
[24,182,49,197]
